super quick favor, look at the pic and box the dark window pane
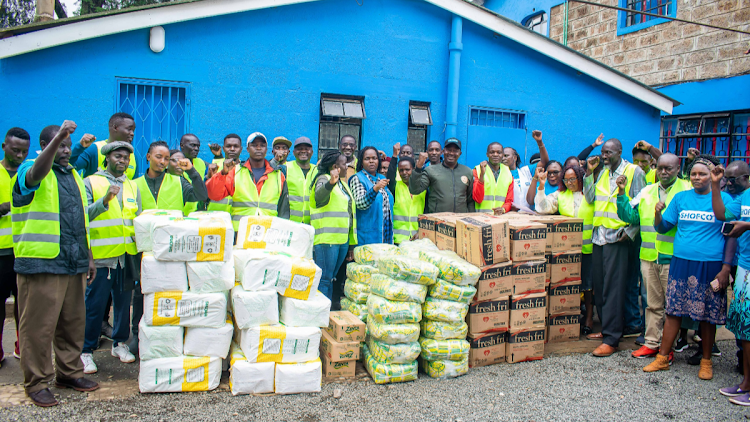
[319,122,340,150]
[322,101,345,117]
[407,128,426,153]
[410,107,432,126]
[343,102,364,119]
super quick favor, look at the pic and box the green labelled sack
[353,244,402,265]
[421,356,469,379]
[420,320,468,340]
[422,297,469,323]
[428,279,477,304]
[344,279,370,304]
[370,274,428,303]
[418,337,470,361]
[341,298,367,322]
[398,238,439,255]
[367,319,420,344]
[419,250,481,286]
[367,294,422,324]
[377,256,438,286]
[346,263,378,284]
[366,337,421,364]
[363,344,418,385]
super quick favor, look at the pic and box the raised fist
[209,143,223,157]
[635,140,652,151]
[655,201,666,214]
[221,158,237,175]
[532,130,542,142]
[416,152,428,168]
[329,167,340,185]
[80,134,96,149]
[711,165,725,184]
[104,185,120,203]
[687,147,700,160]
[59,120,77,137]
[587,156,600,172]
[178,158,193,171]
[616,175,628,189]
[393,143,401,157]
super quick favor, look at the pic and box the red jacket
[472,168,513,213]
[206,159,285,200]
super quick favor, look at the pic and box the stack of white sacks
[136,210,235,393]
[230,215,329,395]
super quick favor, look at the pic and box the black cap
[529,153,541,164]
[444,138,461,149]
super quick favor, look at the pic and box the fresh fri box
[418,213,451,242]
[511,259,546,295]
[509,292,547,330]
[436,214,465,253]
[474,261,513,301]
[322,354,356,378]
[549,216,583,251]
[467,297,510,335]
[507,327,545,363]
[468,331,506,367]
[505,221,546,262]
[547,313,581,343]
[320,329,361,362]
[326,311,366,342]
[547,251,582,286]
[456,214,510,267]
[548,280,581,314]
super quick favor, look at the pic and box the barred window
[318,94,365,156]
[660,111,750,166]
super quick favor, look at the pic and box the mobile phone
[721,222,734,235]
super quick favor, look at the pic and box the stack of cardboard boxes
[320,311,366,380]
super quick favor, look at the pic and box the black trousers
[592,241,631,347]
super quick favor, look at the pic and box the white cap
[246,132,267,148]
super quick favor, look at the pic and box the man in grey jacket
[410,138,475,213]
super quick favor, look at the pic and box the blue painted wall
[484,0,564,25]
[0,0,660,169]
[657,74,750,116]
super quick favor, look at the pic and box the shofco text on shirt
[742,205,750,218]
[679,210,715,222]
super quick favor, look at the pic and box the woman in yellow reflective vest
[386,152,425,244]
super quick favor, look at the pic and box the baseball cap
[246,132,267,147]
[529,153,541,164]
[272,136,292,148]
[293,136,313,148]
[101,141,134,155]
[444,138,462,149]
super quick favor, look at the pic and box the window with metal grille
[116,78,190,175]
[522,11,548,36]
[618,0,675,35]
[660,110,750,167]
[407,102,433,153]
[469,107,526,129]
[318,94,365,156]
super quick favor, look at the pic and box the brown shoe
[586,332,603,340]
[643,354,670,372]
[592,343,617,357]
[27,388,59,407]
[699,358,713,380]
[55,377,100,392]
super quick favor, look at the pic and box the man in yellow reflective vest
[71,112,138,179]
[81,142,141,375]
[0,127,30,363]
[179,134,208,214]
[633,140,663,185]
[206,134,243,212]
[206,132,290,230]
[385,143,425,243]
[13,121,99,406]
[583,138,646,357]
[472,142,513,215]
[339,135,358,182]
[283,137,317,224]
[616,153,689,361]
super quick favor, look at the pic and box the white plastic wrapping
[422,297,469,323]
[138,318,183,361]
[366,320,420,344]
[231,285,279,329]
[230,360,276,395]
[140,252,188,294]
[183,322,233,358]
[188,211,233,227]
[138,356,222,393]
[134,210,183,253]
[186,260,235,293]
[419,250,481,286]
[143,291,228,328]
[274,359,322,394]
[233,249,321,300]
[279,291,331,328]
[236,215,314,258]
[240,326,321,363]
[152,216,233,262]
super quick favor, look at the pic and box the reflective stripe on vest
[286,160,317,224]
[95,140,136,180]
[310,179,356,245]
[474,164,513,212]
[88,175,138,259]
[0,166,15,249]
[231,167,281,230]
[393,180,425,244]
[637,178,691,261]
[134,173,184,211]
[558,189,594,255]
[593,164,636,230]
[207,196,232,213]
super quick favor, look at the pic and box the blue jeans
[83,264,132,353]
[313,243,349,301]
[625,236,643,330]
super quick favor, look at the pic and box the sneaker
[13,341,19,359]
[632,345,659,359]
[635,335,645,346]
[111,343,135,363]
[729,393,750,406]
[720,385,750,397]
[669,351,674,365]
[80,353,97,374]
[688,349,703,366]
[693,334,702,343]
[100,322,114,340]
[623,326,642,338]
[712,344,722,357]
[675,337,689,352]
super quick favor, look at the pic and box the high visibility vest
[134,173,184,211]
[558,190,594,255]
[593,164,637,230]
[637,178,691,261]
[393,180,425,244]
[12,165,90,259]
[0,166,16,249]
[231,167,282,230]
[310,176,357,245]
[212,158,224,166]
[646,169,656,185]
[181,158,207,216]
[286,160,317,224]
[88,175,138,259]
[474,164,513,213]
[95,140,136,180]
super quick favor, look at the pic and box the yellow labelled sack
[420,320,468,340]
[144,291,227,328]
[274,359,322,395]
[229,341,246,366]
[419,250,481,286]
[233,249,320,300]
[188,210,232,227]
[230,360,275,396]
[138,356,221,393]
[422,297,469,323]
[186,260,235,293]
[279,291,331,328]
[367,320,420,344]
[240,325,321,363]
[340,298,367,322]
[353,243,403,265]
[428,279,477,304]
[346,263,378,284]
[183,322,234,358]
[418,337,470,361]
[344,279,370,304]
[134,209,183,253]
[236,215,314,258]
[367,294,422,324]
[231,285,279,329]
[421,356,469,379]
[363,344,418,385]
[152,217,233,262]
[366,337,420,364]
[377,256,438,286]
[137,319,183,361]
[140,252,188,294]
[370,274,428,303]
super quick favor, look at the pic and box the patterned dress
[728,266,750,341]
[665,257,727,325]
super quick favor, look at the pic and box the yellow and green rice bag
[420,320,468,340]
[428,279,477,304]
[363,344,418,385]
[353,244,402,265]
[422,297,469,323]
[421,356,469,379]
[418,337,470,361]
[367,294,422,324]
[366,337,421,364]
[370,274,428,303]
[341,298,367,322]
[367,319,420,344]
[344,279,370,304]
[346,263,378,284]
[377,256,438,285]
[398,238,440,255]
[419,250,481,286]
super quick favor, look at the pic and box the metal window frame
[659,109,750,165]
[318,93,365,155]
[617,0,675,35]
[468,106,527,130]
[407,101,432,153]
[522,11,548,36]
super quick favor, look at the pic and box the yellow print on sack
[196,224,226,261]
[242,217,273,249]
[182,357,210,391]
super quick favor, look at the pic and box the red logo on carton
[523,244,531,250]
[562,235,568,241]
[560,298,566,304]
[484,350,491,356]
[489,282,496,288]
[562,267,567,272]
[559,328,565,333]
[496,245,502,252]
[483,317,490,323]
[522,312,529,318]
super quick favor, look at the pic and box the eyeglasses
[547,170,561,175]
[727,174,749,184]
[563,177,578,183]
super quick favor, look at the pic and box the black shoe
[55,377,100,392]
[712,344,722,357]
[688,349,703,365]
[100,321,114,340]
[675,337,689,352]
[582,326,593,336]
[623,326,642,338]
[27,388,58,407]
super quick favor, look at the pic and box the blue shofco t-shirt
[725,189,750,270]
[662,189,733,262]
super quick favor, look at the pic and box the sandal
[582,326,593,336]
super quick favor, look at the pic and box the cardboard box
[326,311,366,342]
[467,297,510,335]
[506,221,546,262]
[527,215,555,252]
[507,327,546,363]
[549,216,584,251]
[436,214,464,253]
[547,313,581,343]
[418,213,449,242]
[320,329,361,362]
[468,331,506,367]
[322,354,357,378]
[548,280,581,314]
[547,250,582,286]
[474,261,513,302]
[545,253,552,285]
[456,214,510,267]
[509,292,547,330]
[511,259,546,295]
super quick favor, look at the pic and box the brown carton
[320,328,361,362]
[507,327,546,363]
[547,250,582,286]
[326,311,366,342]
[322,354,356,378]
[511,259,546,295]
[506,221,546,262]
[474,261,513,301]
[545,253,552,285]
[527,215,555,252]
[509,292,547,330]
[468,331,506,367]
[418,213,450,242]
[435,214,464,253]
[467,297,510,335]
[456,214,510,267]
[549,216,584,251]
[548,280,581,314]
[547,312,581,343]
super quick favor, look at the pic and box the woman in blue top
[349,146,394,245]
[525,160,562,207]
[643,155,733,381]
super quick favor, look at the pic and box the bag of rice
[346,263,378,284]
[274,359,322,394]
[353,244,403,265]
[428,279,477,304]
[422,297,469,323]
[231,285,279,329]
[140,252,188,293]
[367,320,420,344]
[152,217,233,262]
[340,298,367,322]
[343,279,370,304]
[418,337,470,361]
[421,356,469,379]
[367,294,422,324]
[230,360,275,395]
[398,238,439,253]
[279,291,331,328]
[366,337,420,364]
[134,209,183,252]
[240,325,321,363]
[420,320,468,340]
[138,319,183,361]
[376,256,438,285]
[139,356,221,393]
[419,250,481,286]
[188,211,233,228]
[236,216,314,258]
[143,291,227,328]
[363,344,418,384]
[183,322,233,358]
[186,260,235,293]
[233,249,321,300]
[369,274,428,303]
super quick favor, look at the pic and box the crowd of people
[3,111,750,407]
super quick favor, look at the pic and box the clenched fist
[104,185,120,203]
[416,152,428,169]
[616,175,628,195]
[178,158,193,171]
[79,134,96,149]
